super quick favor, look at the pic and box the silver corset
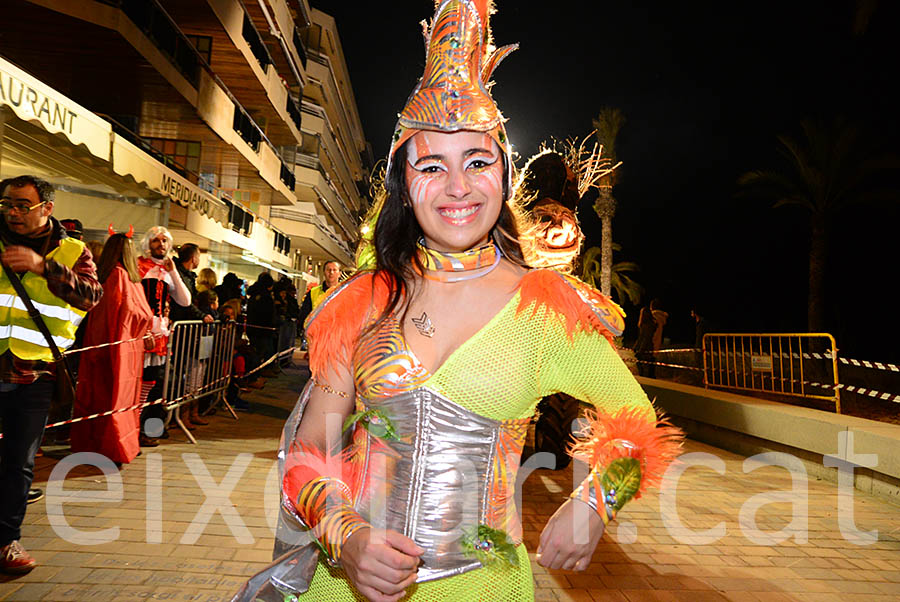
[230,382,525,601]
[353,386,522,582]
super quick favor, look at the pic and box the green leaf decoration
[600,457,642,512]
[461,524,519,568]
[342,408,398,440]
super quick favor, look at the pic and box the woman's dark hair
[370,141,528,333]
[97,233,141,284]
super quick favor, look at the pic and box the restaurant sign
[1,57,111,161]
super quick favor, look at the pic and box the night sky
[321,1,900,360]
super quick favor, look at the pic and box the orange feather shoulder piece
[305,271,391,377]
[516,269,625,342]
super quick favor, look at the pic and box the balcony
[232,104,262,152]
[292,26,309,70]
[286,95,303,132]
[280,161,296,191]
[241,13,272,72]
[119,0,200,87]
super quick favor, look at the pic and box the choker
[416,239,501,283]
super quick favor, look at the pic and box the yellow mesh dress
[299,269,655,601]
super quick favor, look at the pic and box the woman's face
[404,130,504,253]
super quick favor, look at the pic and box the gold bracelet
[312,378,350,398]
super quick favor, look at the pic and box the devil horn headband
[109,224,134,238]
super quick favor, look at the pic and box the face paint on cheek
[473,161,503,199]
[408,172,441,206]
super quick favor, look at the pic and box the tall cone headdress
[386,0,518,185]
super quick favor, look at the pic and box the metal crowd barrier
[277,318,297,367]
[702,332,841,413]
[162,320,240,443]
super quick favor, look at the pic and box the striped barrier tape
[703,348,899,372]
[0,346,297,441]
[624,356,899,404]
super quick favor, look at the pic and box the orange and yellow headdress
[386,0,518,188]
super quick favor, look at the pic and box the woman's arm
[537,324,681,571]
[285,363,422,602]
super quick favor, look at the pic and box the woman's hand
[537,498,605,571]
[342,527,423,602]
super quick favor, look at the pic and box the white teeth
[438,206,479,218]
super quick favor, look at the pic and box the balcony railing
[100,113,202,186]
[242,14,273,72]
[295,152,320,170]
[269,207,352,257]
[120,0,200,86]
[286,95,303,132]
[280,162,296,191]
[292,26,309,69]
[115,0,292,175]
[224,198,254,236]
[233,104,262,152]
[273,229,291,255]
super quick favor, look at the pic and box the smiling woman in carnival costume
[232,2,682,601]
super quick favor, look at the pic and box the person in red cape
[70,229,153,464]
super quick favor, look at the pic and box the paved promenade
[2,355,898,601]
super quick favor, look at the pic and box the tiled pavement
[2,355,898,601]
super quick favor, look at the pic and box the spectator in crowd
[298,261,342,326]
[85,240,104,263]
[215,272,244,305]
[226,339,255,412]
[137,226,192,445]
[197,289,219,320]
[181,289,219,428]
[170,243,212,324]
[71,231,153,466]
[196,267,217,294]
[246,272,277,374]
[633,304,657,377]
[220,298,241,322]
[274,277,299,367]
[58,219,83,241]
[0,175,102,574]
[47,221,90,445]
[691,306,713,349]
[650,298,668,351]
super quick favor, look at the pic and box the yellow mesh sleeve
[540,316,655,419]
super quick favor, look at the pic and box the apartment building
[0,0,369,284]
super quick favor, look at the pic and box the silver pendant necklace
[411,311,435,337]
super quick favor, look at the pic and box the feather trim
[516,269,625,341]
[282,439,363,518]
[306,271,391,378]
[569,406,683,499]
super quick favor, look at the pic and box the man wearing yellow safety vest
[0,175,102,574]
[297,260,342,330]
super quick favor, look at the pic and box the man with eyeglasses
[0,175,102,574]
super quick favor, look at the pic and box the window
[185,35,212,64]
[146,138,201,175]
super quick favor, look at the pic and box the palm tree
[592,108,625,296]
[737,117,896,331]
[581,244,643,306]
[852,0,880,34]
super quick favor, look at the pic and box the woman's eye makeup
[415,161,446,173]
[464,154,498,172]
